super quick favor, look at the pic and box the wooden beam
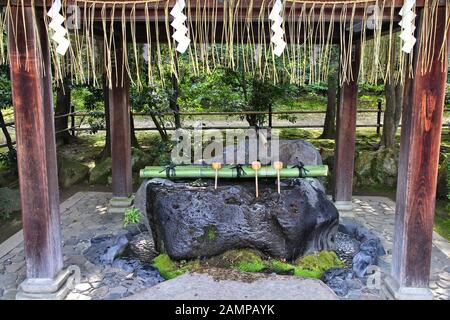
[389,6,448,295]
[0,0,433,10]
[108,42,133,199]
[8,7,63,279]
[332,41,361,208]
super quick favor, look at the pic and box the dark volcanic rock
[84,232,130,265]
[338,218,386,277]
[321,268,363,297]
[143,178,339,260]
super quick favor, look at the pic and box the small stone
[352,251,376,278]
[437,279,450,289]
[66,292,92,300]
[109,286,127,296]
[0,273,17,288]
[91,287,109,299]
[104,293,122,300]
[435,288,450,296]
[326,278,349,297]
[439,272,450,282]
[74,283,92,292]
[429,281,439,290]
[64,236,80,246]
[2,289,17,300]
[5,261,25,274]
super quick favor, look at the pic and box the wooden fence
[1,102,450,149]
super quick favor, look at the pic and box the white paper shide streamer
[398,0,416,53]
[47,0,70,55]
[269,0,286,57]
[170,0,191,53]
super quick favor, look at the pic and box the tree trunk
[54,79,72,145]
[98,73,112,160]
[169,71,181,129]
[381,38,403,148]
[150,112,169,142]
[130,111,140,149]
[0,109,14,154]
[320,71,337,139]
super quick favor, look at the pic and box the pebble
[109,286,128,295]
[91,287,109,299]
[0,273,17,288]
[435,288,450,296]
[439,272,450,282]
[2,289,17,300]
[74,282,92,292]
[429,281,439,290]
[5,261,25,274]
[104,293,122,300]
[437,280,450,289]
[66,292,92,300]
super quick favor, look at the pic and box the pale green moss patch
[153,254,200,280]
[153,249,345,280]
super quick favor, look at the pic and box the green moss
[153,250,344,281]
[196,225,218,243]
[267,259,326,279]
[268,260,295,273]
[294,251,345,278]
[218,249,266,272]
[152,254,199,280]
[293,267,323,279]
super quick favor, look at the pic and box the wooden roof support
[332,38,360,210]
[107,38,134,213]
[385,5,449,300]
[9,8,76,299]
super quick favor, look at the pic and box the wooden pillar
[108,41,133,211]
[386,7,449,299]
[9,8,75,299]
[333,41,361,210]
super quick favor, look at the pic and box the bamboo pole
[273,161,284,194]
[140,164,328,179]
[252,161,262,198]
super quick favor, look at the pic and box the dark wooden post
[108,41,133,212]
[376,100,382,135]
[9,8,75,299]
[268,104,273,129]
[332,41,361,210]
[70,104,75,137]
[385,7,449,299]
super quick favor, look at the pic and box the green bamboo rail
[140,165,328,179]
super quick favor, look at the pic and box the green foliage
[434,200,450,241]
[123,207,141,227]
[0,65,12,109]
[359,83,385,96]
[447,155,450,201]
[297,82,327,96]
[0,187,20,220]
[0,149,16,169]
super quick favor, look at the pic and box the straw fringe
[0,0,447,88]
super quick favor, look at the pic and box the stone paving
[0,192,449,300]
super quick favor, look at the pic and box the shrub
[123,207,141,227]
